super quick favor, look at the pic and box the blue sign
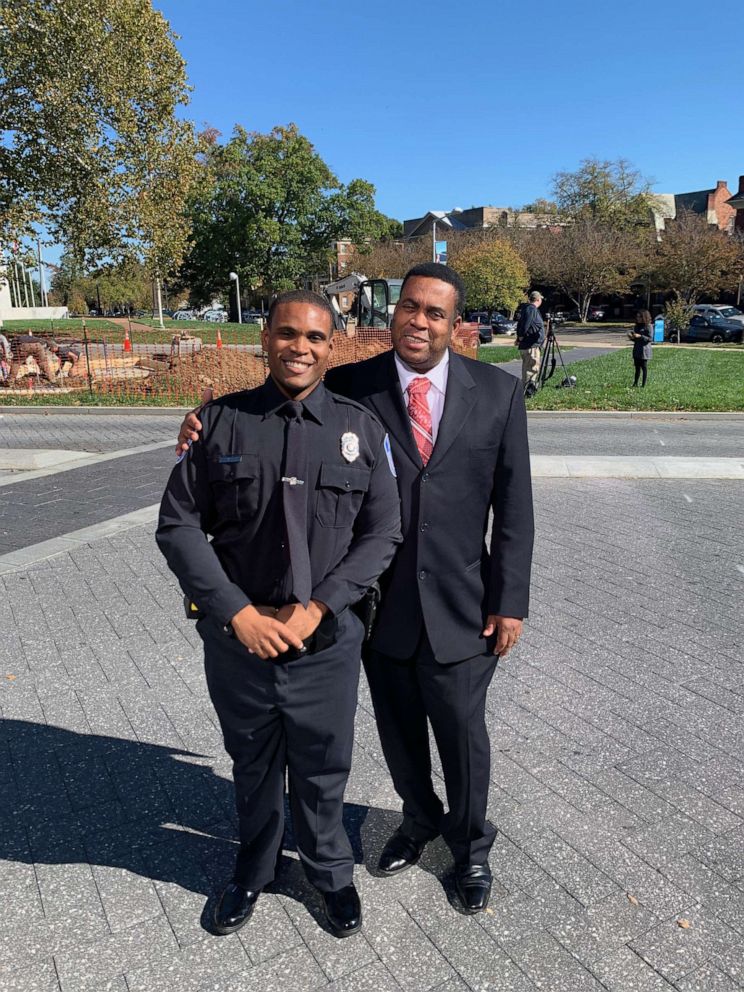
[435,240,448,263]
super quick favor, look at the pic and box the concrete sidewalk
[1,478,743,992]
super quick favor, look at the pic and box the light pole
[229,271,242,323]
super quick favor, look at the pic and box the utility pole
[37,240,47,307]
[155,276,165,329]
[229,271,242,323]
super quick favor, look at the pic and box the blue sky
[155,0,744,223]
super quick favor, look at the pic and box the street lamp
[229,271,242,323]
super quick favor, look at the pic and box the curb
[0,504,160,574]
[2,406,744,421]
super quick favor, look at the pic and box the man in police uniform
[157,290,401,938]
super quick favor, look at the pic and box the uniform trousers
[365,632,497,866]
[201,610,363,893]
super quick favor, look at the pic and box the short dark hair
[267,289,335,333]
[400,262,466,315]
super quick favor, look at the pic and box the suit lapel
[427,350,477,469]
[367,351,422,469]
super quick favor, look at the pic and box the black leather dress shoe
[378,830,428,875]
[213,883,260,934]
[321,884,362,937]
[455,864,493,914]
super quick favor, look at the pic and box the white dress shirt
[395,349,450,443]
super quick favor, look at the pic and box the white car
[693,304,744,327]
[173,309,196,320]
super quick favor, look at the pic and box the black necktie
[281,401,312,606]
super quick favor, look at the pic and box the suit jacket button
[418,570,427,580]
[420,522,429,532]
[421,473,430,482]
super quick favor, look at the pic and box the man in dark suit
[177,263,534,913]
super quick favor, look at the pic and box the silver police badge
[340,432,360,463]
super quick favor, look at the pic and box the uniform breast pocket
[315,463,371,529]
[207,454,260,521]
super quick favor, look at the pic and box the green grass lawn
[0,317,262,346]
[478,345,521,363]
[133,318,262,344]
[526,346,744,411]
[0,317,122,333]
[477,345,574,364]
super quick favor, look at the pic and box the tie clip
[281,476,305,486]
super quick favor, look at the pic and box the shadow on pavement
[1,719,409,928]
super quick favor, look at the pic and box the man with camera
[516,290,545,389]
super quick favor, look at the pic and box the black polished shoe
[213,883,260,934]
[455,863,493,914]
[378,830,428,876]
[321,884,362,938]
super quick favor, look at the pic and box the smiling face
[390,276,461,372]
[262,301,334,400]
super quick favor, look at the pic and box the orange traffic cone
[216,327,223,349]
[123,327,132,353]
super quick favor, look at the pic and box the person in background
[515,291,545,389]
[50,340,81,375]
[629,310,653,387]
[0,326,10,382]
[7,333,56,384]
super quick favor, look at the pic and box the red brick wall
[708,180,735,232]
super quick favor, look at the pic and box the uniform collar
[260,375,326,424]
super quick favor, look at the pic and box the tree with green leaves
[451,240,528,315]
[181,124,399,301]
[552,157,658,230]
[0,0,199,273]
[651,210,743,304]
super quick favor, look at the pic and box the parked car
[692,304,744,328]
[201,309,228,323]
[173,309,196,320]
[683,314,743,344]
[469,314,493,343]
[241,309,265,325]
[467,311,517,341]
[587,306,606,321]
[491,313,517,335]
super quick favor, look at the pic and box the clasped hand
[230,601,328,659]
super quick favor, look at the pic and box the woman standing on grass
[630,310,653,387]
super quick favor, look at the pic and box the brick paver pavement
[1,478,742,991]
[2,413,743,559]
[0,414,182,452]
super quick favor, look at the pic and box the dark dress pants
[365,634,497,866]
[201,610,363,893]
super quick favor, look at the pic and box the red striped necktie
[406,377,434,466]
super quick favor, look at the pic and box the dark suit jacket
[326,349,534,664]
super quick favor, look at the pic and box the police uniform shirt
[156,376,402,625]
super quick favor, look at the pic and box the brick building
[652,180,736,234]
[726,176,744,233]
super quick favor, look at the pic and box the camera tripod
[523,321,575,397]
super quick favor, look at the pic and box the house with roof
[651,180,735,234]
[402,206,557,240]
